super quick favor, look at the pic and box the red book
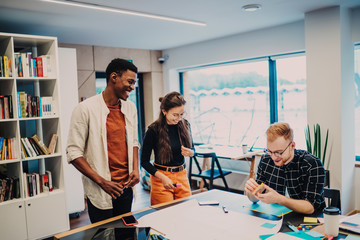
[36,57,43,77]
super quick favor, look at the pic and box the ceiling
[0,0,359,50]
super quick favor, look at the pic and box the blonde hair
[266,122,294,142]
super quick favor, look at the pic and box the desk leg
[249,156,256,179]
[199,157,210,191]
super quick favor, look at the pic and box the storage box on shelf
[0,32,69,240]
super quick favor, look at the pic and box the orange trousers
[150,168,191,206]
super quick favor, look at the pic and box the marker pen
[173,183,182,188]
[222,206,228,213]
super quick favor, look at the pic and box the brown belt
[154,164,185,173]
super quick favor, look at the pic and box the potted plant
[305,123,330,187]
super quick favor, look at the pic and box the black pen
[222,206,228,213]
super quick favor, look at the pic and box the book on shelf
[31,58,37,77]
[31,174,36,196]
[23,137,37,157]
[40,55,52,77]
[1,138,6,160]
[36,57,43,77]
[31,134,50,155]
[26,94,32,117]
[18,91,26,118]
[3,96,9,119]
[0,137,16,160]
[0,96,3,118]
[0,177,19,202]
[21,52,30,78]
[28,138,41,156]
[46,170,53,191]
[3,56,9,77]
[47,133,57,154]
[21,138,32,158]
[7,138,11,159]
[40,173,49,192]
[23,172,28,197]
[0,137,4,158]
[41,96,53,116]
[22,171,53,197]
[0,95,13,119]
[7,95,13,118]
[0,56,3,77]
[15,52,47,78]
[16,92,44,118]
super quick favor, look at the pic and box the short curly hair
[105,58,137,83]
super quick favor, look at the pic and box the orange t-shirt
[107,104,129,184]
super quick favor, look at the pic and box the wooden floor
[69,184,151,230]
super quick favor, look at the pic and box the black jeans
[87,187,133,223]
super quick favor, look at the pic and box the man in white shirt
[66,58,140,223]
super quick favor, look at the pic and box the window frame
[355,44,360,161]
[179,52,306,147]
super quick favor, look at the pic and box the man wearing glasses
[245,122,325,214]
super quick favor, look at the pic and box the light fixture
[40,0,206,26]
[241,4,262,12]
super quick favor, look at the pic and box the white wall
[58,47,85,214]
[162,6,360,213]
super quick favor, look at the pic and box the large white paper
[265,232,303,240]
[138,199,282,240]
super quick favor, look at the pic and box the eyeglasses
[170,112,186,119]
[265,141,292,157]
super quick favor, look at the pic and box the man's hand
[99,180,124,199]
[124,169,140,188]
[245,178,262,203]
[245,178,259,195]
[256,184,282,204]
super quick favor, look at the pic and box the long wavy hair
[150,91,192,164]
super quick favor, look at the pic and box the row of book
[0,55,13,77]
[0,137,17,160]
[0,177,20,202]
[14,53,52,78]
[17,92,53,118]
[23,170,53,198]
[0,95,14,119]
[20,134,57,159]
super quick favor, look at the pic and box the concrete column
[305,6,355,213]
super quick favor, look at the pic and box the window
[276,55,307,148]
[355,45,360,160]
[180,53,307,149]
[95,72,145,141]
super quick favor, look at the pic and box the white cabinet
[0,32,69,239]
[0,201,27,240]
[25,191,68,239]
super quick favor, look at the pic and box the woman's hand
[154,171,175,190]
[181,146,194,157]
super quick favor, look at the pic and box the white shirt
[66,93,139,209]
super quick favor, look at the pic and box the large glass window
[355,45,360,160]
[276,55,307,147]
[181,54,307,150]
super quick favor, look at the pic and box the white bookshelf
[0,32,69,240]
